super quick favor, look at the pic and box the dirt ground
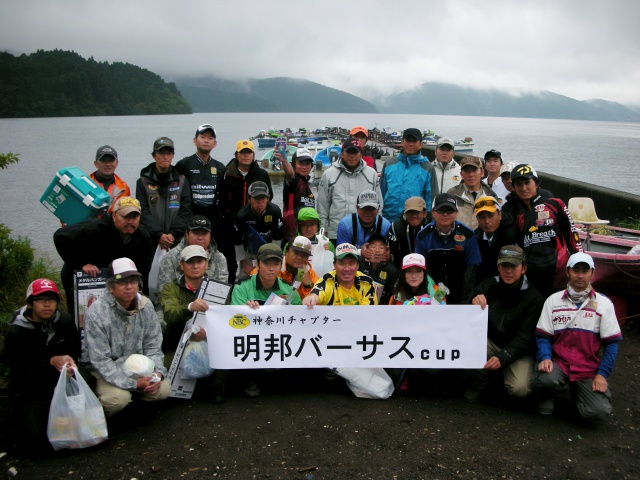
[1,323,638,480]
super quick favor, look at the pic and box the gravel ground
[1,324,638,480]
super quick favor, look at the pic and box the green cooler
[40,166,111,225]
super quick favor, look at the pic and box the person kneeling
[464,245,544,403]
[82,258,170,417]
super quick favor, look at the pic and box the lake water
[1,112,639,261]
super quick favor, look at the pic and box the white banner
[205,305,488,369]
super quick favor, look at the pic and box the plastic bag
[181,340,214,379]
[148,245,168,303]
[122,354,155,378]
[311,228,335,277]
[47,365,108,450]
[334,367,394,400]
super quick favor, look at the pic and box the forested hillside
[0,50,192,118]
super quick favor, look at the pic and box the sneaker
[244,380,260,398]
[464,388,482,404]
[324,369,338,381]
[538,398,554,415]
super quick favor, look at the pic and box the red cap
[26,278,60,300]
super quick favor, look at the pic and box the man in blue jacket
[336,190,391,249]
[380,128,436,222]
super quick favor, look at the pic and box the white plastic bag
[334,367,394,400]
[122,354,155,378]
[148,245,168,303]
[181,340,214,379]
[311,228,335,277]
[47,365,108,450]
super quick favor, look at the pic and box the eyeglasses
[33,297,57,304]
[115,277,139,286]
[435,208,456,215]
[475,198,498,209]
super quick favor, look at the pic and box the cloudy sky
[2,0,639,105]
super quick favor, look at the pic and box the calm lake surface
[1,112,639,261]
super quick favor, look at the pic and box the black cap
[248,181,269,198]
[403,128,423,141]
[484,149,502,161]
[342,138,363,153]
[195,124,216,138]
[187,215,212,232]
[96,145,118,161]
[511,164,539,181]
[433,193,458,212]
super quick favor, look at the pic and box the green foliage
[616,216,640,230]
[0,225,35,312]
[0,49,192,118]
[0,151,20,169]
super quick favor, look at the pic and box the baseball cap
[236,139,254,152]
[402,253,426,270]
[500,161,518,177]
[292,148,313,163]
[403,128,423,141]
[511,164,539,181]
[567,252,595,269]
[187,215,212,232]
[113,196,141,216]
[460,156,483,169]
[180,245,209,262]
[404,196,427,213]
[96,145,118,161]
[350,126,369,137]
[357,190,380,209]
[497,245,525,265]
[474,196,501,215]
[196,124,216,138]
[342,138,362,153]
[437,137,454,148]
[335,243,359,260]
[26,278,60,300]
[433,193,458,212]
[248,181,269,198]
[290,236,312,256]
[484,149,502,161]
[257,243,284,262]
[107,257,142,280]
[153,137,175,153]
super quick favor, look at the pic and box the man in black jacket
[464,245,544,403]
[136,137,192,250]
[53,196,153,316]
[387,196,429,271]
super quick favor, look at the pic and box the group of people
[3,124,622,449]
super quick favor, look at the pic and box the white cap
[567,252,595,269]
[402,253,426,270]
[180,245,209,261]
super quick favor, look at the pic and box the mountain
[377,82,640,122]
[0,50,192,118]
[174,76,379,113]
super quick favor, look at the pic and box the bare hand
[159,233,175,250]
[82,264,99,277]
[138,375,162,394]
[471,294,488,310]
[189,299,209,313]
[191,328,207,342]
[484,356,501,370]
[50,355,76,375]
[246,300,261,309]
[303,294,319,308]
[592,374,608,392]
[538,359,553,374]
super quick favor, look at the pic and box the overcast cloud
[2,0,639,105]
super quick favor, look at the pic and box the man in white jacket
[316,138,381,244]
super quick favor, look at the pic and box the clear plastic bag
[311,228,335,277]
[122,354,155,378]
[181,340,214,379]
[148,245,168,303]
[334,367,394,400]
[47,365,108,450]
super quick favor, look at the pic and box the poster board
[168,278,232,399]
[73,269,108,342]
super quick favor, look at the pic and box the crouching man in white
[533,252,622,420]
[82,258,170,416]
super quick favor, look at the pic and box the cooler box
[40,166,111,225]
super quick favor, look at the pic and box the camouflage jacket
[81,290,166,390]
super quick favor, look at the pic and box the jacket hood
[11,305,61,341]
[103,288,150,316]
[139,162,181,184]
[335,158,366,174]
[225,157,257,178]
[398,152,426,166]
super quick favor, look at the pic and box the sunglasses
[435,208,456,215]
[475,198,497,209]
